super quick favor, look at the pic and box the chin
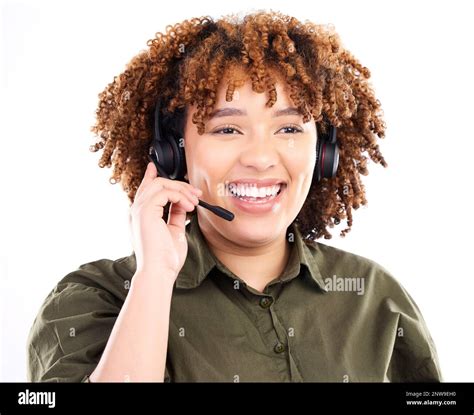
[223,214,288,244]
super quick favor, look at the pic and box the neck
[198,215,291,293]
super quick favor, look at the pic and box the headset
[315,119,339,182]
[149,101,187,182]
[148,100,339,221]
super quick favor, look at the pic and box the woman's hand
[129,162,202,280]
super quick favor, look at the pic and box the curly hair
[90,9,387,241]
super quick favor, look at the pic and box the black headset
[149,100,339,183]
[149,101,187,181]
[315,119,339,182]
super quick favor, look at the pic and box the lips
[226,178,287,188]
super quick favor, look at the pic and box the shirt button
[274,342,286,354]
[259,296,273,309]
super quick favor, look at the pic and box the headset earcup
[315,124,340,181]
[167,136,187,181]
[326,124,339,178]
[321,142,339,179]
[149,139,174,179]
[152,99,187,181]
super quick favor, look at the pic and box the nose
[239,135,280,171]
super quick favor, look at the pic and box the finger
[190,186,203,196]
[139,178,200,208]
[167,201,188,229]
[150,188,197,212]
[135,162,158,200]
[143,173,202,200]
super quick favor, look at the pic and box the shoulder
[57,253,136,298]
[306,240,420,310]
[306,240,437,343]
[308,240,395,279]
[307,242,442,381]
[32,252,137,325]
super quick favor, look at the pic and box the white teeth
[228,183,282,198]
[258,188,267,198]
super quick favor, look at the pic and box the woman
[27,10,442,382]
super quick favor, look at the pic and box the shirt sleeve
[384,280,443,382]
[26,281,121,382]
[27,276,172,382]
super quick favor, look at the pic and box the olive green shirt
[27,214,442,382]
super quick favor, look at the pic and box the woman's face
[184,70,317,246]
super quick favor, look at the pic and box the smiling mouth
[226,183,286,203]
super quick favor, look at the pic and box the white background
[1,0,473,381]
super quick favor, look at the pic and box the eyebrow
[208,106,303,119]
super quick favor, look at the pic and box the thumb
[135,161,158,200]
[145,160,158,178]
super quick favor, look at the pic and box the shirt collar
[175,214,328,292]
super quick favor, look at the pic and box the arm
[89,269,176,382]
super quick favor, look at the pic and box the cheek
[186,139,235,187]
[287,140,316,178]
[284,140,316,197]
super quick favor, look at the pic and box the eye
[211,125,242,135]
[211,124,303,135]
[277,124,303,134]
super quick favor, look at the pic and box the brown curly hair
[89,9,387,241]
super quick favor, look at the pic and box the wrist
[131,268,177,290]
